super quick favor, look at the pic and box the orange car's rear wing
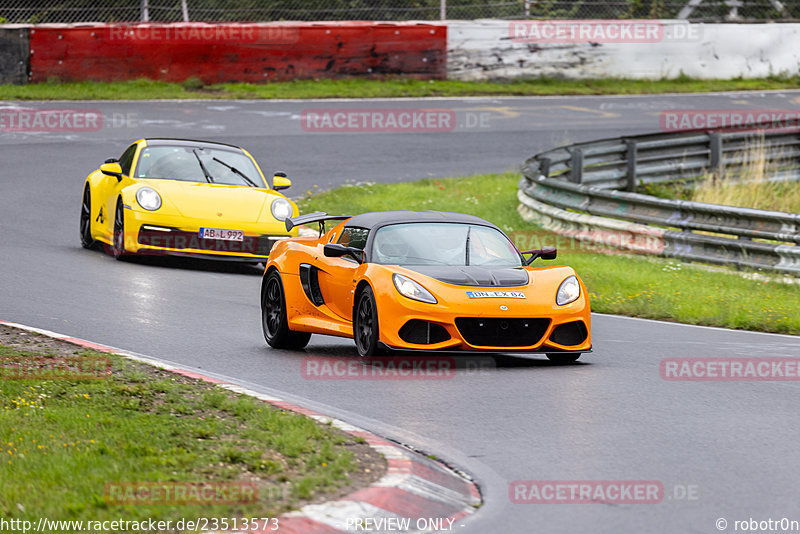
[285,212,352,235]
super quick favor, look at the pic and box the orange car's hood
[139,180,277,222]
[402,265,530,287]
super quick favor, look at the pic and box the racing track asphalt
[2,92,800,533]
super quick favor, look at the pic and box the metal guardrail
[518,128,800,274]
[532,129,800,190]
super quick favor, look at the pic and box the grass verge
[1,75,798,100]
[641,178,800,214]
[297,172,800,335]
[0,325,384,524]
[639,136,800,213]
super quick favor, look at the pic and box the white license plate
[466,291,526,299]
[199,228,244,241]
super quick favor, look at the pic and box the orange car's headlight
[556,275,580,306]
[392,273,437,304]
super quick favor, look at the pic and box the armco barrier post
[569,148,584,184]
[625,139,637,192]
[539,157,551,178]
[709,132,723,180]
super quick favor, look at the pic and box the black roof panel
[344,210,499,231]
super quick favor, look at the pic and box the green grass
[297,172,800,335]
[642,178,800,214]
[0,336,372,524]
[1,75,798,100]
[637,137,800,213]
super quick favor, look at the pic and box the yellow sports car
[79,138,299,262]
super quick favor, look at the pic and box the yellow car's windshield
[135,145,264,187]
[372,223,522,266]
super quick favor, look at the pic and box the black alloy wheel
[262,270,311,350]
[354,286,381,357]
[80,185,95,249]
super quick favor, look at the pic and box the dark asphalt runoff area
[2,92,800,533]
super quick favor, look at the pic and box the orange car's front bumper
[370,275,591,354]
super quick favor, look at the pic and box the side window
[117,144,137,176]
[338,227,369,250]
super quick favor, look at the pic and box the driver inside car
[374,228,411,264]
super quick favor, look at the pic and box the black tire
[79,185,95,249]
[354,286,382,357]
[112,199,127,260]
[546,353,581,363]
[261,270,311,350]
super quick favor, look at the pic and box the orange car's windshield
[371,223,522,266]
[134,146,264,187]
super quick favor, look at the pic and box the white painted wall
[447,20,800,80]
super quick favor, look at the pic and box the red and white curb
[0,320,481,533]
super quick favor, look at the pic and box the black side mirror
[522,246,557,265]
[324,243,364,263]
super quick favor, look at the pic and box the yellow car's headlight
[136,187,162,211]
[270,197,292,221]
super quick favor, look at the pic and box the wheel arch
[85,170,105,192]
[352,279,373,324]
[83,173,105,240]
[117,185,140,208]
[110,194,129,258]
[261,265,281,301]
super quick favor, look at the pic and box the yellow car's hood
[140,180,280,222]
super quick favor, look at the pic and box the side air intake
[299,264,325,306]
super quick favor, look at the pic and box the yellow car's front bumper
[121,206,296,260]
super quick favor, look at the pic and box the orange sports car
[260,211,591,361]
